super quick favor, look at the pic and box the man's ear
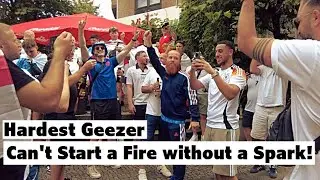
[312,9,320,27]
[229,49,234,56]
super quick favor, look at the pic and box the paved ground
[39,165,293,180]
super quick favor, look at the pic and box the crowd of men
[0,0,319,180]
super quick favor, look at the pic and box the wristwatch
[211,70,219,79]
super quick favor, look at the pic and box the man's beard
[297,32,313,40]
[166,63,180,75]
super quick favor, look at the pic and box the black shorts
[242,110,254,128]
[0,158,26,180]
[133,105,147,120]
[90,99,119,120]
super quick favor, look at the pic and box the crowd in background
[0,1,320,180]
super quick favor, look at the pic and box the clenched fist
[54,32,74,60]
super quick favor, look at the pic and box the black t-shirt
[7,59,34,91]
[38,61,78,120]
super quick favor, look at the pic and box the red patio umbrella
[11,13,144,46]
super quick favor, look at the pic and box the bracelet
[211,71,219,79]
[132,38,137,42]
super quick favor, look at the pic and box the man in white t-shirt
[249,59,288,177]
[106,27,125,59]
[242,73,260,141]
[189,40,246,179]
[238,1,320,180]
[141,68,172,179]
[126,50,153,180]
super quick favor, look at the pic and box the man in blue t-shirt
[78,18,140,179]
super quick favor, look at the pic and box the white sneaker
[157,165,172,177]
[138,169,148,180]
[87,165,101,179]
[189,134,198,141]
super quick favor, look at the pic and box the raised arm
[144,31,166,77]
[55,62,70,113]
[194,59,245,100]
[17,32,74,112]
[237,0,273,67]
[188,65,205,90]
[78,17,90,62]
[116,30,140,64]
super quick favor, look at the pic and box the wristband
[211,71,219,79]
[132,38,137,42]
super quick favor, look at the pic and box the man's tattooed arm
[252,38,273,65]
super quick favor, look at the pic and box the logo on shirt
[105,61,111,67]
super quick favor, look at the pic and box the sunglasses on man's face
[95,46,105,51]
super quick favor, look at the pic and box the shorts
[90,99,119,120]
[242,110,254,128]
[203,127,240,177]
[198,93,208,115]
[251,105,284,140]
[133,105,147,120]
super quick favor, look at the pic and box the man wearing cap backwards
[78,18,140,179]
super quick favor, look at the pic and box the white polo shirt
[126,65,153,105]
[199,65,246,129]
[142,69,162,116]
[271,39,320,180]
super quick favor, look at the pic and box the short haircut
[109,27,118,33]
[307,0,320,6]
[217,40,235,51]
[135,51,146,60]
[90,34,99,39]
[22,39,37,50]
[176,40,185,46]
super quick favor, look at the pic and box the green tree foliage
[132,13,178,44]
[0,0,98,25]
[72,0,98,15]
[177,0,299,69]
[0,0,74,25]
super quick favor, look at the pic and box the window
[135,0,161,14]
[150,0,161,5]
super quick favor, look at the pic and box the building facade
[112,0,181,25]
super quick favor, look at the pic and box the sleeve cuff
[271,40,280,73]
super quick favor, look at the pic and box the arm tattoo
[252,38,273,65]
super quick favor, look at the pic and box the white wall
[93,0,115,19]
